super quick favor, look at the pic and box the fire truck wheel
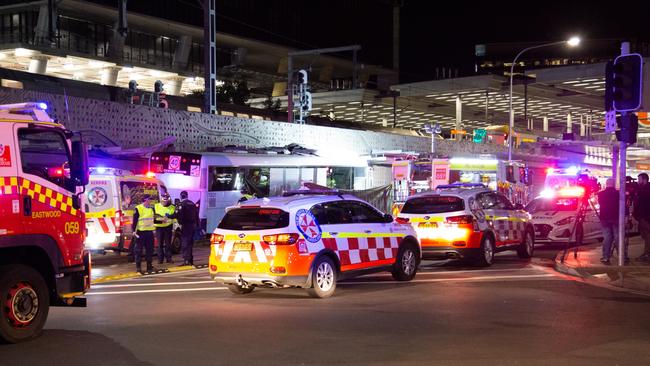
[306,256,337,299]
[171,233,182,254]
[391,241,419,281]
[0,265,50,344]
[473,234,495,267]
[517,229,534,259]
[227,285,255,295]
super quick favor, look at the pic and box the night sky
[89,0,650,82]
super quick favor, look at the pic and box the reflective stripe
[321,232,406,239]
[408,217,445,223]
[485,215,528,222]
[224,234,262,241]
[0,176,79,217]
[154,203,175,227]
[86,208,116,219]
[135,205,155,231]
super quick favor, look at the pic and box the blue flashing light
[37,102,48,110]
[96,167,107,174]
[566,166,579,175]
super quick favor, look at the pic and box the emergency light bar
[282,189,342,197]
[436,183,486,190]
[0,102,55,123]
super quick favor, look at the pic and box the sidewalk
[555,236,650,294]
[91,240,211,283]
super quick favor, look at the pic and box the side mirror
[71,141,89,186]
[514,203,524,210]
[383,213,394,223]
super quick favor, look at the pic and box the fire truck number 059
[65,221,80,234]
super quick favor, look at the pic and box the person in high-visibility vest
[132,194,156,273]
[154,192,175,264]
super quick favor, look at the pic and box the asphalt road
[2,245,650,366]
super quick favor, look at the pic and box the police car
[396,183,534,266]
[208,191,420,298]
[526,186,602,244]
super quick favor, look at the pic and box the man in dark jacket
[167,191,198,266]
[634,173,650,261]
[598,179,620,264]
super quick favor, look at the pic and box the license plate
[419,223,438,228]
[233,242,253,251]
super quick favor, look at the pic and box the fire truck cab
[0,103,90,343]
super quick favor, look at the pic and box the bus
[149,151,370,233]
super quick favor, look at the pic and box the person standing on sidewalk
[132,195,156,273]
[167,191,198,266]
[597,179,620,264]
[634,173,650,261]
[154,192,175,264]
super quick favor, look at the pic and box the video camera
[576,174,599,197]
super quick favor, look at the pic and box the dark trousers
[181,226,195,264]
[156,226,173,262]
[135,230,155,270]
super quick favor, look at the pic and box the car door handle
[364,230,372,234]
[330,232,338,236]
[23,196,32,216]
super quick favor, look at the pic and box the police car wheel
[473,235,495,267]
[171,234,182,254]
[0,265,49,344]
[391,242,418,281]
[306,256,337,299]
[227,284,255,295]
[517,229,534,259]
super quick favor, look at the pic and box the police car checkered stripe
[0,176,80,217]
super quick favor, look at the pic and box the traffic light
[295,69,308,85]
[607,54,643,112]
[615,113,639,144]
[300,91,312,112]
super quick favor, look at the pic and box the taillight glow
[145,171,156,178]
[211,234,225,244]
[415,226,470,242]
[445,215,474,224]
[263,233,299,245]
[258,209,281,215]
[557,186,585,198]
[395,217,410,224]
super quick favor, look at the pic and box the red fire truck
[0,103,90,343]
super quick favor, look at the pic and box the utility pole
[203,0,217,114]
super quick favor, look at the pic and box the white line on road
[92,280,215,289]
[341,273,558,285]
[87,287,227,295]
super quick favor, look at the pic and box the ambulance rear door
[118,178,161,238]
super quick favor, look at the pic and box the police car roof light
[282,189,342,197]
[436,183,486,189]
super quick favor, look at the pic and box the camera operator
[634,173,650,261]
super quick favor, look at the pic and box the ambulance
[396,183,534,266]
[83,167,170,252]
[209,191,420,298]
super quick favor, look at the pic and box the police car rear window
[218,208,290,231]
[401,196,465,214]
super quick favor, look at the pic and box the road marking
[341,273,558,285]
[404,267,541,275]
[92,280,215,289]
[87,287,227,295]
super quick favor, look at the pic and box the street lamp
[507,37,581,161]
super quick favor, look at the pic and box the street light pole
[508,39,579,162]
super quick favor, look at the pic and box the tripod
[561,193,597,263]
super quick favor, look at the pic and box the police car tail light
[211,234,225,244]
[554,216,574,226]
[395,217,410,224]
[263,233,299,245]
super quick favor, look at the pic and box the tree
[262,95,282,115]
